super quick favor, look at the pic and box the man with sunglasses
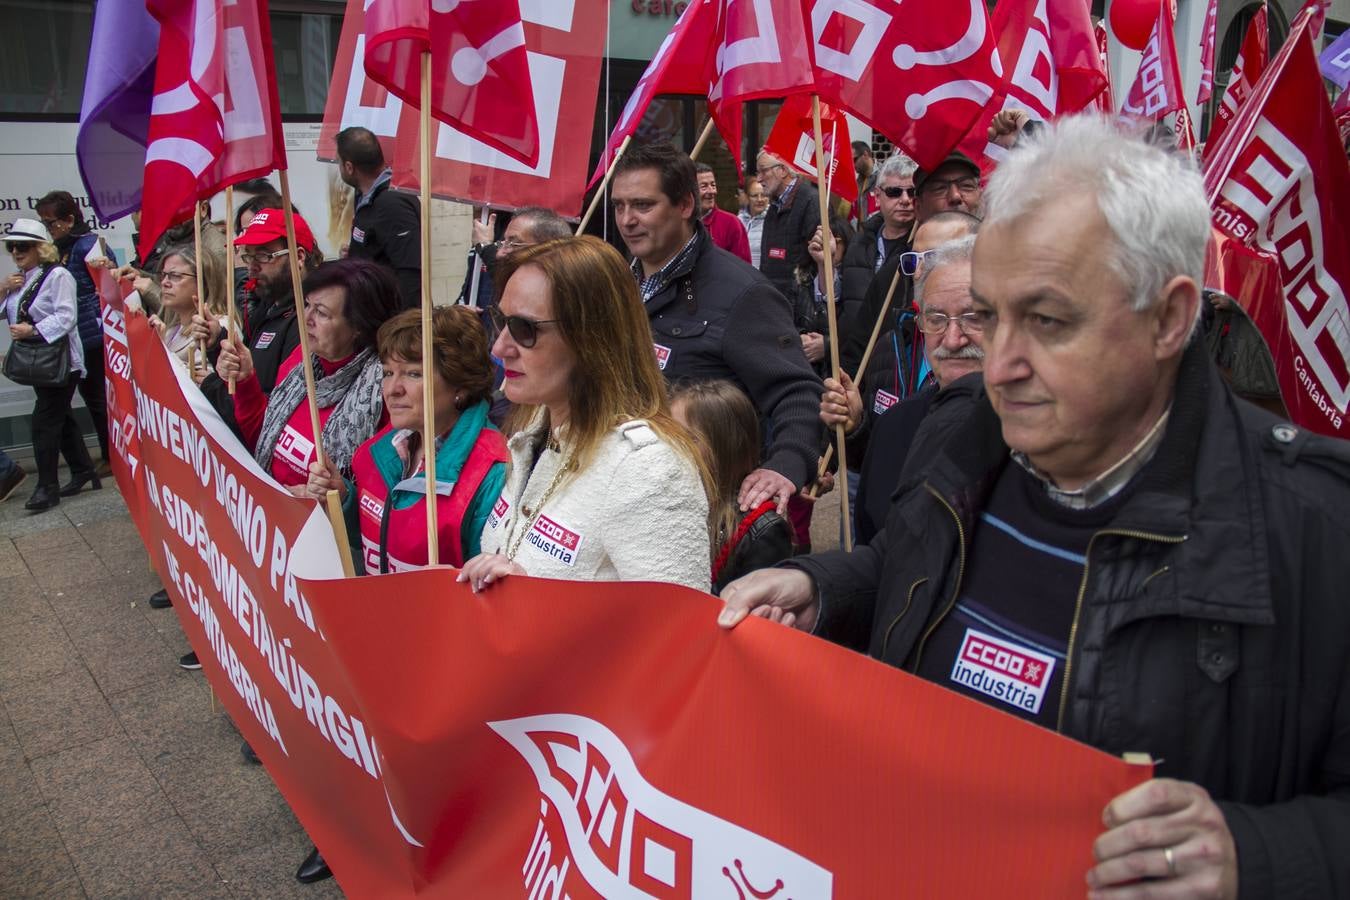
[612,142,823,514]
[833,153,918,351]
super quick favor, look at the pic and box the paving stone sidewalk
[0,474,344,899]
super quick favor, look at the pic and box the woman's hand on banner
[217,338,254,383]
[457,552,526,593]
[717,568,819,633]
[305,457,346,502]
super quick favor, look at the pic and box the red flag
[709,0,815,106]
[807,0,1003,170]
[1205,4,1268,155]
[138,0,286,260]
[1120,6,1188,123]
[1204,8,1350,439]
[1335,85,1350,144]
[961,0,1109,166]
[1094,20,1114,112]
[1197,0,1219,104]
[363,0,539,167]
[589,0,717,187]
[762,95,858,204]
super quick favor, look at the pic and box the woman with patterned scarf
[218,258,402,493]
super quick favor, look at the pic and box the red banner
[97,279,1152,896]
[320,0,606,217]
[1204,9,1350,438]
[1205,4,1268,156]
[98,272,152,535]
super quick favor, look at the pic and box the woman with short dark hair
[1,220,97,511]
[219,258,402,492]
[306,305,508,572]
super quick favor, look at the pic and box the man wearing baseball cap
[213,207,320,399]
[912,151,983,220]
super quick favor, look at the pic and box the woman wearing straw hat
[1,219,98,511]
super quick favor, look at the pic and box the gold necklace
[506,449,575,561]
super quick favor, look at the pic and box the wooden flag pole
[419,52,440,566]
[223,185,238,395]
[278,168,356,577]
[688,117,717,161]
[576,135,632,234]
[191,203,208,366]
[808,265,903,496]
[810,95,852,551]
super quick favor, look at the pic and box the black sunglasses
[488,305,559,349]
[879,186,916,199]
[7,242,36,253]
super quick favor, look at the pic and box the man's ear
[679,191,697,221]
[1152,275,1201,361]
[295,246,308,267]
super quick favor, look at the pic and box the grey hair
[876,152,918,182]
[982,114,1208,314]
[914,234,977,308]
[514,207,572,242]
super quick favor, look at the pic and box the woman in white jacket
[459,236,712,592]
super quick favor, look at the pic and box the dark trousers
[77,340,109,461]
[31,376,93,488]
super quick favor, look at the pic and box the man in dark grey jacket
[719,116,1350,898]
[611,142,823,511]
[755,149,820,300]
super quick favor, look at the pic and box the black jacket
[646,230,823,489]
[838,214,905,344]
[198,293,302,438]
[759,178,820,300]
[789,342,1350,897]
[712,508,794,595]
[348,177,422,309]
[841,250,913,378]
[854,380,938,545]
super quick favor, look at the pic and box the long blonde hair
[495,236,711,495]
[157,242,231,329]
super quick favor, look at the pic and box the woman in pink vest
[219,258,401,492]
[306,305,507,572]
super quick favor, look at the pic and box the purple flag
[1320,29,1350,90]
[76,0,160,222]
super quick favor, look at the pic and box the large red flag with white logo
[1204,8,1350,439]
[363,0,539,167]
[806,0,1003,170]
[1205,4,1268,155]
[1198,0,1219,104]
[762,94,858,204]
[138,0,286,260]
[1120,5,1195,150]
[962,0,1108,165]
[589,0,717,187]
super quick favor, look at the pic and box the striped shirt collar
[1011,407,1171,510]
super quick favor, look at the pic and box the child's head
[670,379,761,518]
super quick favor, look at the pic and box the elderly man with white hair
[719,115,1350,898]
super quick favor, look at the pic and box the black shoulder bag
[3,265,71,388]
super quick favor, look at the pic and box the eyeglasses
[918,176,981,198]
[918,311,985,336]
[239,247,290,266]
[496,237,533,252]
[7,242,35,254]
[39,218,67,231]
[879,186,916,199]
[898,249,935,277]
[161,270,195,284]
[488,305,559,349]
[755,163,785,176]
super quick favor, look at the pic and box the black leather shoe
[295,846,332,884]
[178,651,201,670]
[24,484,60,512]
[59,470,102,497]
[148,589,172,610]
[241,741,261,765]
